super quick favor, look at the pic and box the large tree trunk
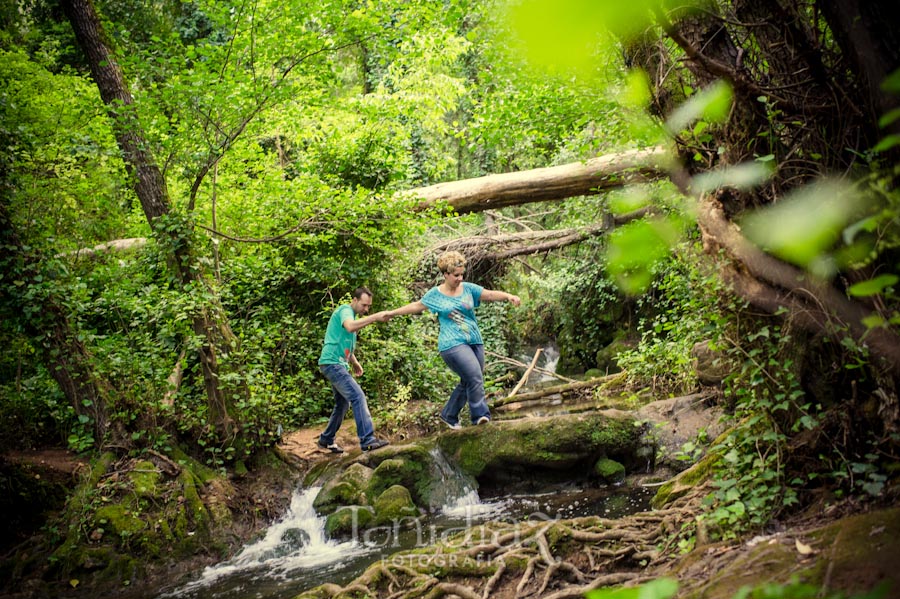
[61,0,242,442]
[819,0,900,142]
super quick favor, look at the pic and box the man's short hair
[353,286,372,299]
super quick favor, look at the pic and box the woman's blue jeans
[439,343,490,425]
[318,364,376,447]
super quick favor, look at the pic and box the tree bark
[819,0,900,142]
[61,0,242,442]
[432,207,653,264]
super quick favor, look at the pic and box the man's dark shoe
[362,438,389,452]
[317,439,344,454]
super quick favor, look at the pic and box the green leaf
[586,578,678,599]
[623,69,652,108]
[507,0,697,74]
[740,179,865,273]
[880,67,900,93]
[604,217,683,295]
[872,134,900,154]
[691,161,773,193]
[878,107,900,128]
[666,80,733,133]
[848,274,898,297]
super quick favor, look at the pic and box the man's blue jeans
[439,343,490,425]
[319,364,376,447]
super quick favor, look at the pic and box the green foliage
[700,318,810,538]
[588,578,889,599]
[616,243,722,394]
[512,247,629,374]
[586,577,678,599]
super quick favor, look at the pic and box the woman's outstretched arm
[386,300,428,317]
[480,289,521,306]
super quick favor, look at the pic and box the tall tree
[60,0,243,443]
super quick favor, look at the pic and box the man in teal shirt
[317,287,391,453]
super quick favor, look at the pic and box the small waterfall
[428,446,479,511]
[538,344,560,382]
[162,486,371,597]
[428,447,507,519]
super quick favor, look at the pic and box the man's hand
[372,310,393,322]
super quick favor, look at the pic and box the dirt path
[277,423,367,470]
[3,447,89,477]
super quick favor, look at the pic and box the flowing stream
[159,345,652,599]
[160,446,654,599]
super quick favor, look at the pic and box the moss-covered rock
[367,457,432,506]
[372,485,419,526]
[593,457,626,484]
[436,412,642,482]
[94,504,147,539]
[651,451,718,509]
[341,462,375,491]
[324,505,375,538]
[128,460,160,498]
[314,462,374,514]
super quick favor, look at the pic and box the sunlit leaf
[691,162,773,193]
[878,107,900,128]
[843,214,880,245]
[507,0,692,73]
[848,274,898,297]
[605,217,681,294]
[666,80,733,133]
[608,189,652,214]
[624,69,652,108]
[740,179,864,271]
[586,577,678,599]
[872,134,900,154]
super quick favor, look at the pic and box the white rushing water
[162,486,374,597]
[159,445,651,599]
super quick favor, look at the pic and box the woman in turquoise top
[387,251,521,428]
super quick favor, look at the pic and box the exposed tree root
[299,488,706,599]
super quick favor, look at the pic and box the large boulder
[313,462,374,514]
[363,445,435,506]
[638,392,725,473]
[692,340,731,385]
[372,485,419,526]
[435,411,645,485]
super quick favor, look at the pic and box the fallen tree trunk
[493,372,627,408]
[432,207,654,263]
[405,146,668,213]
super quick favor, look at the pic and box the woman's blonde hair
[437,250,467,274]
